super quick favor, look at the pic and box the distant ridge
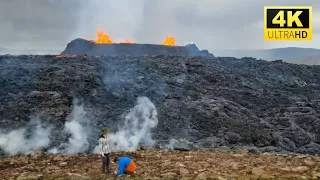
[214,47,320,65]
[0,47,8,53]
[0,47,61,55]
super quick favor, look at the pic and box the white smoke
[0,96,158,156]
[48,99,91,154]
[63,100,91,154]
[0,118,51,156]
[93,96,158,153]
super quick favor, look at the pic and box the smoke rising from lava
[91,97,158,153]
[0,118,52,156]
[60,99,92,154]
[48,99,92,154]
[0,95,158,156]
[108,96,158,152]
[0,99,92,156]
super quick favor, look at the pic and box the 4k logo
[264,6,312,40]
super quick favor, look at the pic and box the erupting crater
[61,29,214,57]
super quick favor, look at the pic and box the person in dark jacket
[99,128,111,173]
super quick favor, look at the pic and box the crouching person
[99,128,111,173]
[113,156,136,176]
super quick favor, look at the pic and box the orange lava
[87,28,177,45]
[94,29,113,44]
[162,35,177,46]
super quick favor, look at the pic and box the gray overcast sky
[0,0,319,51]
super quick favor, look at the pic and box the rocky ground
[1,55,320,155]
[0,150,320,179]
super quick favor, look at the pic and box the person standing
[99,128,111,173]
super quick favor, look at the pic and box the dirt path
[0,150,320,179]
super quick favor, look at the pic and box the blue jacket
[117,157,132,175]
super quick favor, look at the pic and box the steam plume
[110,96,158,151]
[63,99,91,154]
[0,118,51,156]
[0,96,157,156]
[93,96,158,153]
[49,99,92,154]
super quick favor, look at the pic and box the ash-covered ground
[1,54,320,156]
[1,150,320,179]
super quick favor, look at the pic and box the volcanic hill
[1,54,320,156]
[60,38,214,57]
